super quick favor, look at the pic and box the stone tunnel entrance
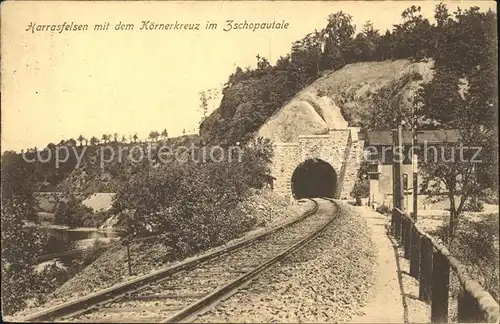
[291,159,338,199]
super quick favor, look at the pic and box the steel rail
[165,199,338,323]
[22,198,319,322]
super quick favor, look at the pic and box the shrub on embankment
[111,139,273,256]
[33,239,108,303]
[7,140,276,319]
[428,214,499,303]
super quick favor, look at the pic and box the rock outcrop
[257,59,433,144]
[257,93,348,143]
[254,59,434,200]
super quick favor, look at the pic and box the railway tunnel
[291,159,338,199]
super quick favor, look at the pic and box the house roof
[365,129,461,145]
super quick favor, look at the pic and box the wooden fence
[391,208,499,323]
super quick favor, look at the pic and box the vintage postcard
[1,1,498,323]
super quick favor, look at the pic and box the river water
[37,226,121,243]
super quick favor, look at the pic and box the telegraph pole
[392,124,404,211]
[392,128,398,210]
[391,121,404,240]
[392,90,406,211]
[412,94,419,221]
[397,122,405,211]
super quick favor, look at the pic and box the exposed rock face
[257,93,348,143]
[257,59,433,144]
[255,59,434,200]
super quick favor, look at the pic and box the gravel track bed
[194,200,376,323]
[11,193,312,321]
[69,199,330,322]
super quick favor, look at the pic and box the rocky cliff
[256,59,433,144]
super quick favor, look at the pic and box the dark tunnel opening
[291,159,337,199]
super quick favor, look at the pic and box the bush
[1,200,46,315]
[429,216,499,302]
[376,204,391,215]
[54,196,96,228]
[463,198,484,212]
[351,179,369,206]
[30,239,109,307]
[481,188,499,204]
[70,239,108,271]
[33,263,70,296]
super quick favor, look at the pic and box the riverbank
[24,222,121,243]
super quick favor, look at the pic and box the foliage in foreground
[429,215,499,302]
[32,240,108,306]
[1,198,107,315]
[1,201,46,315]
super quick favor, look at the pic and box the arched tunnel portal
[291,159,338,199]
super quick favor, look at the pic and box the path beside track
[350,205,429,324]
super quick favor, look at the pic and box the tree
[112,141,273,255]
[77,135,85,147]
[198,88,220,125]
[291,31,324,77]
[376,30,394,60]
[434,2,452,28]
[417,36,496,242]
[1,200,47,315]
[418,4,497,188]
[1,151,37,220]
[161,129,168,140]
[101,134,109,144]
[256,54,271,70]
[225,66,246,88]
[198,90,209,125]
[132,133,139,143]
[433,6,496,74]
[369,71,423,130]
[275,55,292,70]
[351,179,369,205]
[418,67,463,127]
[1,151,45,314]
[53,196,94,228]
[121,135,127,143]
[148,130,160,142]
[67,138,77,147]
[419,131,488,243]
[343,21,381,62]
[322,11,355,70]
[392,5,435,60]
[90,136,99,146]
[113,133,118,143]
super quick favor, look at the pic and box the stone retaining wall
[270,128,363,201]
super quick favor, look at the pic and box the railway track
[24,198,337,323]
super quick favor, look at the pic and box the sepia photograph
[1,1,498,322]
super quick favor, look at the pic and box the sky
[1,1,496,152]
